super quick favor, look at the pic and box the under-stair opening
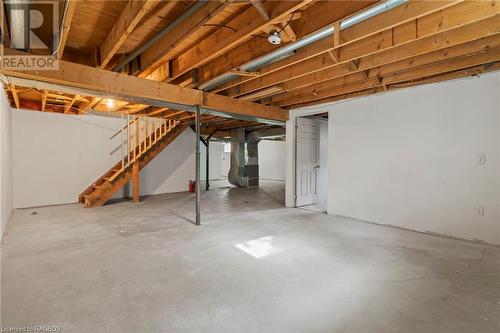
[79,115,186,208]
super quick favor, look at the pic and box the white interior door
[296,117,320,207]
[221,143,230,178]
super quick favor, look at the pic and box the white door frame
[286,106,331,208]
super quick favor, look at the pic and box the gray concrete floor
[2,180,500,333]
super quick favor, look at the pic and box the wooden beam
[81,97,102,112]
[126,105,150,114]
[0,56,288,121]
[99,0,156,68]
[163,111,185,119]
[145,63,170,82]
[138,1,230,78]
[382,47,500,85]
[200,128,230,138]
[275,47,500,107]
[64,94,79,113]
[291,61,500,109]
[229,70,261,77]
[57,0,77,60]
[273,29,500,96]
[41,90,48,111]
[147,107,169,117]
[282,23,297,42]
[10,85,19,109]
[202,0,457,90]
[239,85,286,101]
[388,61,500,89]
[369,35,500,78]
[221,5,500,97]
[327,50,339,63]
[196,1,375,86]
[132,162,140,203]
[333,21,340,48]
[250,0,270,21]
[168,0,311,80]
[216,0,481,95]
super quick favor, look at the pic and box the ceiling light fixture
[267,30,282,45]
[106,99,115,108]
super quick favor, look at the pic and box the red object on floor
[189,180,195,193]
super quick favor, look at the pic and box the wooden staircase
[79,116,188,207]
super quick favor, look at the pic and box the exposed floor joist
[3,0,500,131]
[167,0,312,81]
[99,0,157,68]
[57,0,77,60]
[218,1,500,98]
[0,54,288,122]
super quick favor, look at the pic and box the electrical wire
[202,15,297,41]
[50,0,70,57]
[277,12,296,34]
[203,24,237,32]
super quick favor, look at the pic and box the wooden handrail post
[132,162,140,203]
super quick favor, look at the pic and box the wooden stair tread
[79,124,187,208]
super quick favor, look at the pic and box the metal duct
[228,128,261,188]
[198,0,408,91]
[228,128,249,187]
[245,131,260,187]
[113,0,209,73]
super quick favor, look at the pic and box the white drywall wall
[317,72,499,244]
[201,141,229,181]
[137,128,196,195]
[0,89,13,236]
[11,110,198,208]
[259,140,286,181]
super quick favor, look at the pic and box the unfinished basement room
[0,0,499,332]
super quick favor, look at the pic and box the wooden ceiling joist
[220,3,500,98]
[41,90,48,111]
[81,97,102,112]
[278,47,500,108]
[269,34,500,104]
[196,1,375,86]
[229,70,261,77]
[167,0,311,81]
[239,85,286,101]
[147,107,169,117]
[9,85,20,109]
[0,56,288,122]
[99,0,156,68]
[64,95,79,114]
[5,0,500,122]
[163,111,185,119]
[388,61,500,89]
[290,60,500,109]
[57,0,77,60]
[214,1,497,96]
[250,0,270,21]
[138,1,231,78]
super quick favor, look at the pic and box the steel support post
[195,105,201,225]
